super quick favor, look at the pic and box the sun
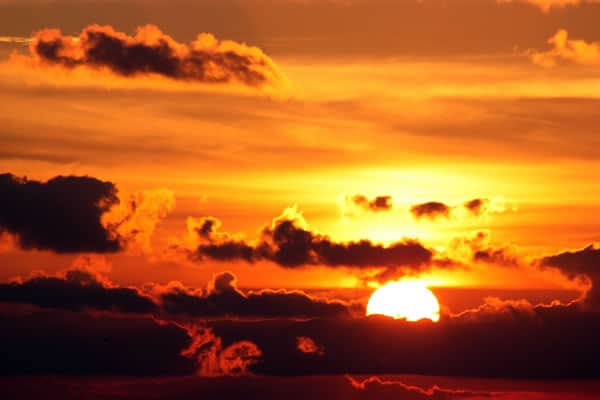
[366,281,440,322]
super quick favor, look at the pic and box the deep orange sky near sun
[2,0,600,314]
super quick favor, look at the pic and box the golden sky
[4,2,600,393]
[2,0,600,305]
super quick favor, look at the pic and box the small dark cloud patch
[0,173,121,253]
[351,194,393,212]
[464,198,489,216]
[473,248,519,267]
[410,202,451,220]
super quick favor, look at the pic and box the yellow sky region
[1,55,600,292]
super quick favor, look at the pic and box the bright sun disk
[366,281,440,322]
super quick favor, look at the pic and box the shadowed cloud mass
[0,173,120,253]
[410,201,451,220]
[25,24,285,87]
[159,271,354,319]
[187,207,435,281]
[0,268,354,319]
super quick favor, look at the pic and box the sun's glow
[366,281,440,322]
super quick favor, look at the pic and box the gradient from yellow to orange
[0,0,599,310]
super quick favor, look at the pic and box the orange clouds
[23,24,285,88]
[296,336,324,356]
[181,325,261,376]
[532,29,600,67]
[102,187,175,253]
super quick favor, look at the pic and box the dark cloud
[0,269,157,313]
[350,194,393,212]
[189,212,434,281]
[541,245,600,305]
[473,248,519,267]
[209,301,600,379]
[160,271,353,319]
[29,24,284,87]
[464,198,489,216]
[410,202,451,219]
[0,173,120,253]
[0,269,353,319]
[0,308,197,375]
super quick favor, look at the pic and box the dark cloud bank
[0,269,353,319]
[2,266,600,379]
[0,173,120,253]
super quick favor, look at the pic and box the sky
[1,0,600,398]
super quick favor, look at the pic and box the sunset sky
[2,1,600,399]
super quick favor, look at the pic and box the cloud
[211,300,600,378]
[531,29,600,67]
[540,245,600,305]
[0,269,157,313]
[0,268,353,319]
[0,308,198,375]
[21,24,285,88]
[410,201,451,220]
[102,187,175,253]
[463,198,490,216]
[181,325,261,376]
[296,336,325,356]
[0,173,121,253]
[0,173,174,254]
[158,271,353,318]
[187,207,435,281]
[346,376,494,399]
[346,194,393,213]
[410,198,509,221]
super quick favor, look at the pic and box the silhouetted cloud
[350,194,393,212]
[473,248,520,267]
[27,24,285,87]
[0,173,120,253]
[0,269,157,313]
[0,309,197,375]
[410,202,451,220]
[464,198,490,216]
[210,300,600,379]
[188,208,434,281]
[541,245,600,305]
[159,271,353,318]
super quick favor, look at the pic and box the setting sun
[366,281,441,322]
